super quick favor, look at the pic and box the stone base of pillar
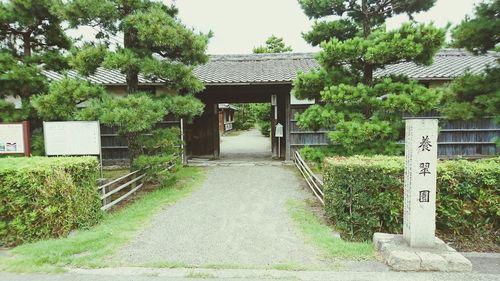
[373,233,472,272]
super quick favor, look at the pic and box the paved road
[113,164,329,268]
[219,129,271,161]
[1,268,499,281]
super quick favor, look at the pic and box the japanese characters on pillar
[403,118,439,248]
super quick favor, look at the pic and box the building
[218,103,237,134]
[41,49,498,161]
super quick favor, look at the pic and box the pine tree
[65,0,210,163]
[0,0,72,121]
[253,35,293,53]
[66,0,210,95]
[293,0,445,155]
[442,0,499,122]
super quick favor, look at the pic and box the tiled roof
[193,53,318,84]
[43,67,164,85]
[43,49,497,85]
[375,49,498,80]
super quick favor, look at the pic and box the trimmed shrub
[323,156,499,242]
[0,157,102,246]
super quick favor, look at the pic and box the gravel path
[113,165,329,268]
[219,129,271,161]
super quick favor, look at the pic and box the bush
[0,157,102,246]
[132,154,179,186]
[258,120,271,137]
[323,156,499,242]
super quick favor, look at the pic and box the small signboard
[275,123,284,138]
[0,121,30,156]
[43,121,101,156]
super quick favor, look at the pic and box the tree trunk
[23,32,31,57]
[126,68,139,93]
[21,32,32,99]
[127,132,142,168]
[361,0,373,86]
[123,8,139,94]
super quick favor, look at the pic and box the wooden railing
[97,160,177,211]
[294,151,325,205]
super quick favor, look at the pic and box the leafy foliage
[233,104,256,131]
[233,103,271,136]
[30,128,45,156]
[135,127,182,184]
[294,0,445,155]
[451,0,500,54]
[300,146,336,167]
[80,93,166,132]
[31,77,106,121]
[253,35,292,53]
[66,0,210,94]
[0,0,72,120]
[139,127,181,156]
[443,0,499,122]
[80,93,167,164]
[441,68,500,121]
[0,99,30,122]
[133,154,179,185]
[69,43,108,76]
[163,95,204,123]
[0,157,102,246]
[322,156,500,242]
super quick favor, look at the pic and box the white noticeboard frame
[43,121,102,174]
[0,122,29,155]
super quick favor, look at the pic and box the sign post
[374,117,471,272]
[275,123,283,158]
[403,118,438,248]
[44,121,102,176]
[0,121,30,156]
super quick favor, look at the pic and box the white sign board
[0,123,25,154]
[403,118,438,248]
[44,121,101,156]
[275,123,284,138]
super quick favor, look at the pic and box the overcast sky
[71,0,484,54]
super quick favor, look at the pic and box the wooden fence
[100,119,183,165]
[289,105,499,158]
[294,151,324,205]
[97,161,176,211]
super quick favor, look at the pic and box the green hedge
[0,157,102,246]
[323,156,500,242]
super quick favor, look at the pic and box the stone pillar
[403,118,438,248]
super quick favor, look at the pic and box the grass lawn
[102,168,130,180]
[0,167,205,273]
[287,200,374,260]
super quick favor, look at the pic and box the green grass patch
[0,167,206,273]
[286,200,374,260]
[270,263,311,271]
[101,168,129,180]
[186,272,217,279]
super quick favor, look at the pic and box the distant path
[219,128,271,161]
[113,165,328,268]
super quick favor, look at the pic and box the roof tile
[43,49,497,85]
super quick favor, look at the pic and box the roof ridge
[209,52,316,62]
